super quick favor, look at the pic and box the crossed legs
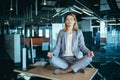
[49,55,92,75]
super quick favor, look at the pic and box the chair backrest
[42,42,49,51]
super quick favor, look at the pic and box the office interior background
[0,0,120,80]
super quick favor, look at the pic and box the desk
[23,37,49,46]
[14,65,98,80]
[21,37,50,63]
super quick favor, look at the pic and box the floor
[0,39,120,80]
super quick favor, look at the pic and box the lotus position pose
[47,13,94,75]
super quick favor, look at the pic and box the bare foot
[54,69,67,75]
[79,69,85,73]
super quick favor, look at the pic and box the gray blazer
[52,29,90,59]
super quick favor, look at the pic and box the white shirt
[64,33,74,56]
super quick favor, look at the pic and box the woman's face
[65,15,75,28]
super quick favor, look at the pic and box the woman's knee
[84,55,92,62]
[49,56,68,69]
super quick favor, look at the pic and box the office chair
[41,42,50,60]
[33,42,50,66]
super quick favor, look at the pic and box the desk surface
[14,65,98,80]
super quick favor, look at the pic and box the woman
[47,13,94,75]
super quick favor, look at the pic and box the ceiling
[0,0,120,26]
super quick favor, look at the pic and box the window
[38,29,43,37]
[22,29,25,35]
[45,29,49,38]
[26,29,30,37]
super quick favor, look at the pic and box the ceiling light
[82,9,93,14]
[43,0,46,5]
[10,0,13,11]
[94,4,99,6]
[108,23,120,25]
[70,8,82,14]
[73,5,92,16]
[10,8,13,11]
[83,11,92,16]
[60,10,69,16]
[73,5,82,11]
[52,13,59,17]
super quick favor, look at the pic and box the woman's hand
[87,51,94,57]
[47,52,53,58]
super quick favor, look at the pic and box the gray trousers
[49,55,92,72]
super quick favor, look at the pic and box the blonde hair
[64,13,78,31]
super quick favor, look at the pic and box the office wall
[78,19,92,31]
